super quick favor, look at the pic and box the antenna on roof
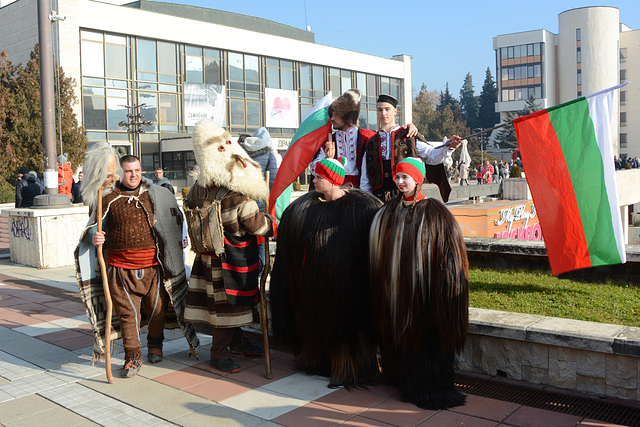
[304,0,311,31]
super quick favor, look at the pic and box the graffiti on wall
[11,217,32,241]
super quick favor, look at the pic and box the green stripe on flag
[548,98,620,266]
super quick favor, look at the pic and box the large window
[185,46,221,84]
[228,52,261,133]
[266,58,294,90]
[299,63,325,120]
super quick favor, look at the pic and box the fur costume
[270,189,383,388]
[183,119,273,331]
[191,118,268,202]
[369,197,469,409]
[328,89,361,127]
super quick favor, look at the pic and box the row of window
[80,30,402,142]
[501,86,542,102]
[501,64,542,81]
[499,43,542,60]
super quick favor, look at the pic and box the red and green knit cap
[315,156,347,186]
[395,157,425,185]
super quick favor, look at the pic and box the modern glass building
[0,0,412,183]
[493,6,638,159]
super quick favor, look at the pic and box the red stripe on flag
[515,111,591,274]
[221,261,260,273]
[268,119,332,235]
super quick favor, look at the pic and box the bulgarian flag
[268,93,333,235]
[514,83,627,275]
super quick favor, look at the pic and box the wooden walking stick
[259,171,272,379]
[96,188,114,384]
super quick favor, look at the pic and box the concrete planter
[1,205,89,268]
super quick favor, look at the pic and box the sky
[168,1,639,98]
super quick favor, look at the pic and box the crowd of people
[9,90,471,411]
[14,155,85,208]
[615,156,640,170]
[447,157,524,185]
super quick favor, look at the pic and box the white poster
[184,83,226,127]
[265,88,299,129]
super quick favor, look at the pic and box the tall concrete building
[0,0,412,179]
[493,6,638,159]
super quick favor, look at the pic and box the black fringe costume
[270,189,383,389]
[369,197,469,409]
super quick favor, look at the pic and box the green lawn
[469,267,640,327]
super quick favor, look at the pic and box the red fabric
[482,164,494,184]
[514,110,590,274]
[58,164,73,200]
[108,248,158,269]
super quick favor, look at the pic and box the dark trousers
[211,327,244,360]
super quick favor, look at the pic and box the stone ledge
[470,307,639,356]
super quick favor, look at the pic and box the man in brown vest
[361,94,462,201]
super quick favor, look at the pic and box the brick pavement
[0,256,630,426]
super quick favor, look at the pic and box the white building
[0,0,412,179]
[493,6,638,159]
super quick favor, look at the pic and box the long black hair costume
[369,197,469,409]
[270,189,382,388]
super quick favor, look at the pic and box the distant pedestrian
[15,166,41,208]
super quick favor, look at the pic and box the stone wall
[456,308,640,401]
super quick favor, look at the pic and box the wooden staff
[96,188,114,384]
[259,171,272,379]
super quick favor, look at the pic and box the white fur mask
[192,119,269,202]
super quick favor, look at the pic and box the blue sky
[169,1,638,99]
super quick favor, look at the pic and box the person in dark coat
[15,166,42,208]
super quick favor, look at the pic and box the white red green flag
[514,83,627,275]
[268,93,333,235]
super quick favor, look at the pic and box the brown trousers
[108,265,169,358]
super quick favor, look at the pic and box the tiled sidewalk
[0,260,629,426]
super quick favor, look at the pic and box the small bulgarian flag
[514,83,627,275]
[268,93,333,235]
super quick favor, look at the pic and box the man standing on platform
[360,94,462,201]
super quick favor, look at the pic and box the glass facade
[79,29,405,173]
[497,42,544,102]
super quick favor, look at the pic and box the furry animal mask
[192,119,269,202]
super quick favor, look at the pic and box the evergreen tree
[436,82,459,114]
[0,45,87,188]
[494,95,541,149]
[459,72,478,130]
[478,67,500,129]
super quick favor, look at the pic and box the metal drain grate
[455,373,640,426]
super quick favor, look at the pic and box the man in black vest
[361,94,462,201]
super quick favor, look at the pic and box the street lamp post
[474,128,485,166]
[118,104,152,157]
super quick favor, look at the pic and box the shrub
[293,182,301,191]
[510,165,522,178]
[0,181,15,204]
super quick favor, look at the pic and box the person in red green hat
[369,157,470,410]
[393,157,426,205]
[270,156,383,389]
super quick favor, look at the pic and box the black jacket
[15,175,42,208]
